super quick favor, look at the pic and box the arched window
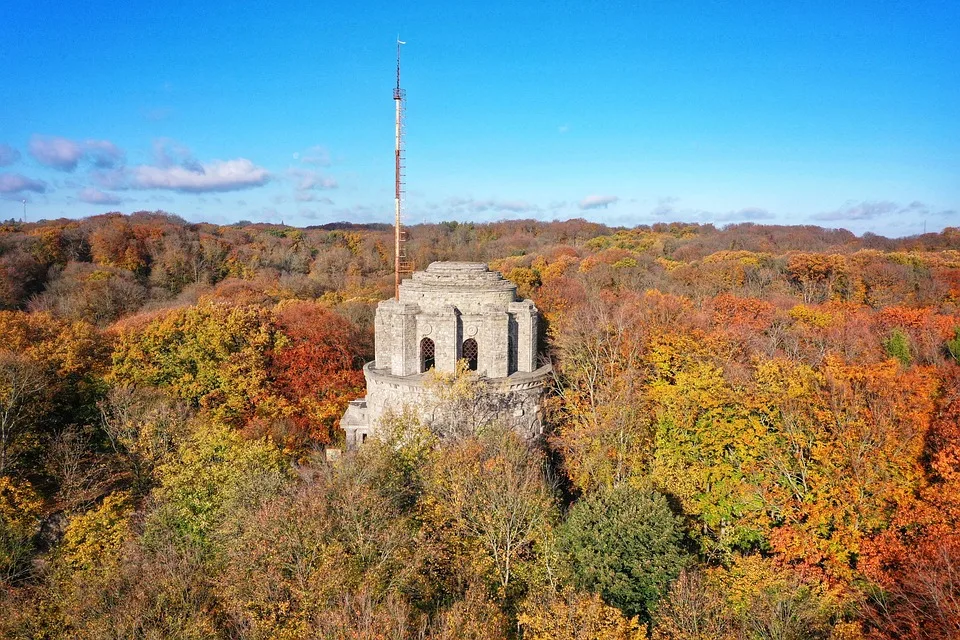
[420,337,435,372]
[462,338,478,371]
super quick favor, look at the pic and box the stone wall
[343,362,552,448]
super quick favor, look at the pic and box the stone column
[434,305,460,373]
[481,306,509,378]
[509,301,538,373]
[374,302,393,369]
[391,303,420,377]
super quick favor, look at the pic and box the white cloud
[579,195,619,210]
[29,135,84,171]
[28,135,125,171]
[0,172,47,194]
[133,159,270,193]
[0,144,20,167]
[78,187,122,205]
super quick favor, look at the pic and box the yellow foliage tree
[0,475,43,583]
[519,590,647,640]
[59,491,133,573]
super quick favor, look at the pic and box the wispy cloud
[0,173,47,194]
[813,200,901,221]
[0,144,21,167]
[295,192,334,204]
[90,168,130,190]
[78,187,122,205]
[648,197,774,223]
[133,159,270,193]
[331,204,382,222]
[294,145,332,166]
[142,107,173,122]
[811,200,957,231]
[84,140,124,168]
[152,138,196,169]
[715,207,775,222]
[29,135,125,171]
[288,167,337,191]
[579,195,619,210]
[441,197,540,215]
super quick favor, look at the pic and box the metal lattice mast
[393,38,412,298]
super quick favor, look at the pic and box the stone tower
[341,261,552,447]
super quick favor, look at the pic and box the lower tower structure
[341,261,552,447]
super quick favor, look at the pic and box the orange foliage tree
[766,358,937,579]
[267,301,370,447]
[860,366,960,639]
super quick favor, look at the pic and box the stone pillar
[481,306,509,378]
[509,301,538,373]
[434,306,460,373]
[374,302,393,369]
[391,303,420,377]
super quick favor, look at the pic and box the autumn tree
[0,475,43,584]
[648,341,768,559]
[519,589,647,640]
[0,311,106,475]
[421,427,558,611]
[767,358,937,578]
[550,294,659,493]
[0,247,46,309]
[99,386,192,496]
[650,569,736,640]
[267,300,369,448]
[217,449,421,637]
[29,262,147,326]
[0,352,46,475]
[88,215,152,275]
[144,419,291,553]
[860,367,960,638]
[110,302,281,424]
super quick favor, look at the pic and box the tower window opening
[462,338,478,371]
[420,337,435,372]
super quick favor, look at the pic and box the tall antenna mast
[393,37,413,298]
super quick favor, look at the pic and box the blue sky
[1,0,958,236]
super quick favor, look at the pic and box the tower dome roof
[398,261,518,313]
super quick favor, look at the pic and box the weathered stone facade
[341,261,552,447]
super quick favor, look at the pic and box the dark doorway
[462,338,478,371]
[420,337,435,372]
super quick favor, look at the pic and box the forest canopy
[1,211,959,639]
